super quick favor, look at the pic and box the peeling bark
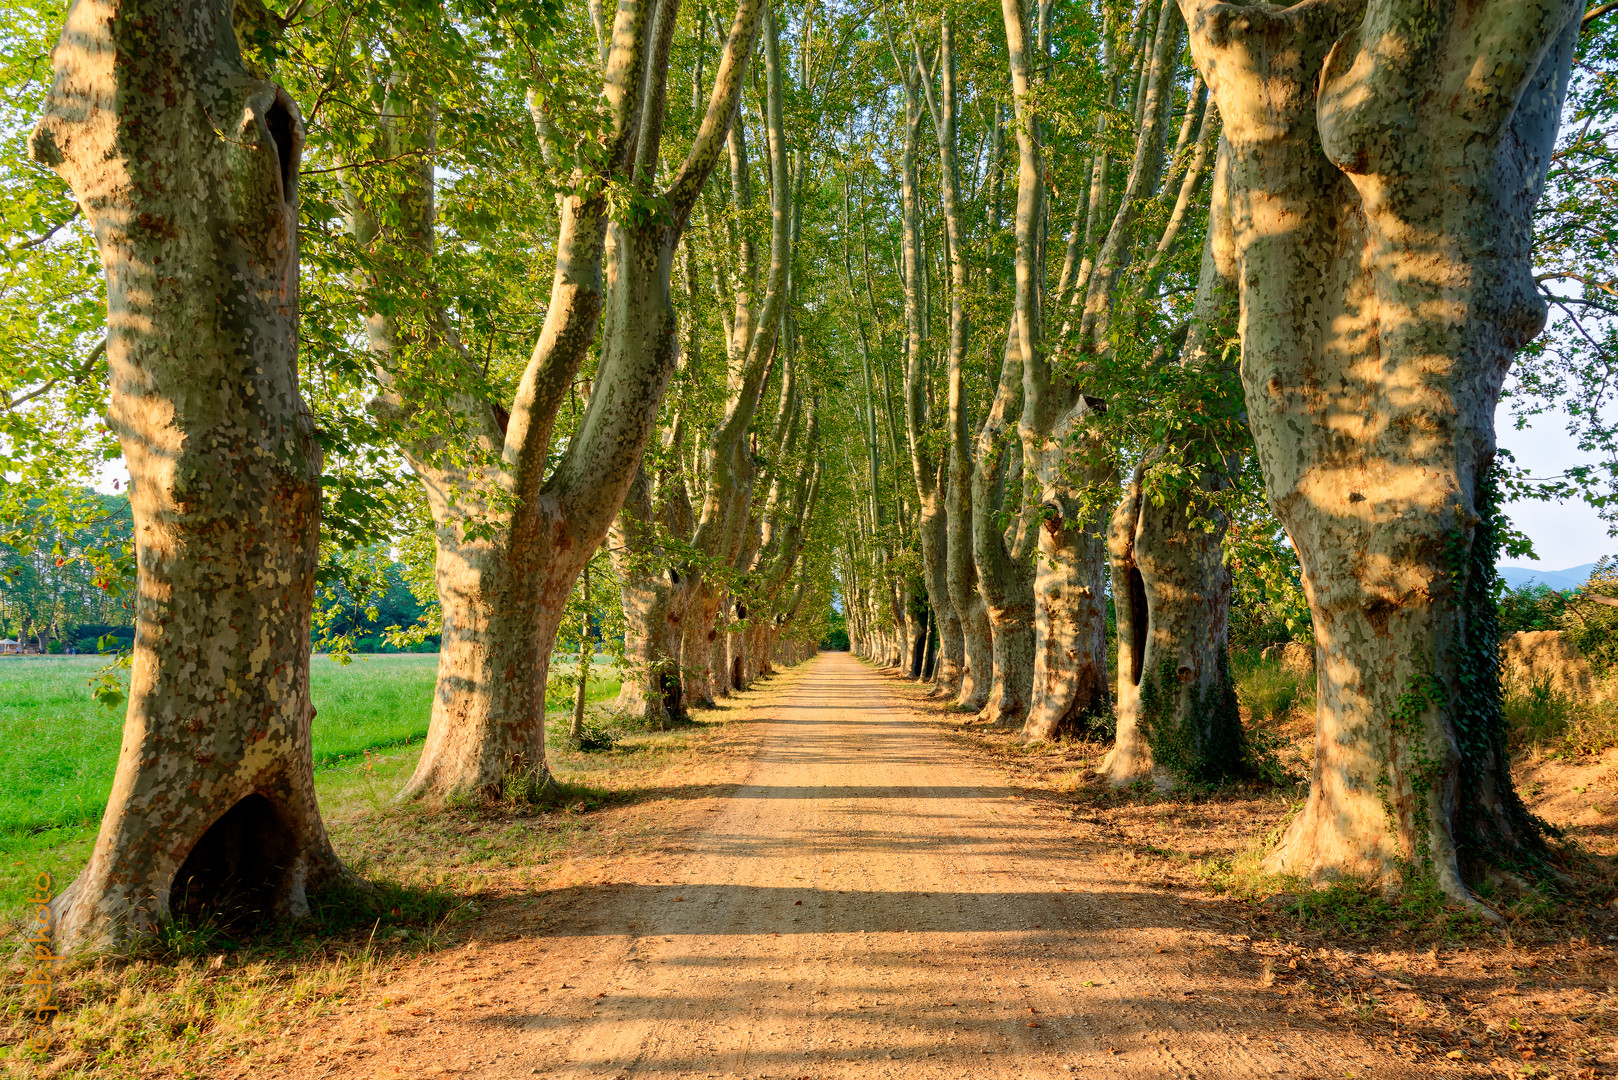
[32,0,346,949]
[1181,0,1580,898]
[1103,139,1243,786]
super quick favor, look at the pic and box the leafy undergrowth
[885,664,1618,1079]
[0,667,797,1080]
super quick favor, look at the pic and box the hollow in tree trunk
[32,0,347,950]
[1104,141,1244,786]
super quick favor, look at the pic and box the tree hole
[1129,564,1149,687]
[265,99,296,201]
[170,793,296,927]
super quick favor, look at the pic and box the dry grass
[1504,674,1618,761]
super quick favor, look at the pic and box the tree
[918,19,996,711]
[1104,142,1245,785]
[32,0,349,949]
[360,0,767,802]
[1181,0,1582,901]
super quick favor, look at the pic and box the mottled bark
[972,320,1037,726]
[611,462,689,727]
[922,23,994,711]
[1103,140,1242,786]
[400,0,766,801]
[1022,404,1113,741]
[32,0,345,949]
[1181,0,1579,899]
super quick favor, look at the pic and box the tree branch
[4,207,80,256]
[3,339,105,412]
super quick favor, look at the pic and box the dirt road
[312,653,1425,1079]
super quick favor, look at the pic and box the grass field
[0,654,620,914]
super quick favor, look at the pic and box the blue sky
[1499,401,1612,569]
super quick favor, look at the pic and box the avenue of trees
[0,0,1613,949]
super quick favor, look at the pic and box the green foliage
[0,1,115,579]
[1558,555,1618,674]
[1226,481,1313,652]
[1499,15,1618,523]
[0,491,134,648]
[313,545,440,662]
[1497,582,1570,636]
[821,611,850,651]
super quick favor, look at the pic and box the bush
[1559,556,1618,675]
[1502,676,1618,758]
[1497,582,1570,636]
[1231,648,1313,727]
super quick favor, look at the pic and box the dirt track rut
[307,652,1422,1079]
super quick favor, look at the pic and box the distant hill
[1498,562,1598,591]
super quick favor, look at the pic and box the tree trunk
[405,527,557,800]
[32,0,346,950]
[570,565,593,746]
[684,586,721,705]
[1103,139,1243,786]
[1182,0,1580,900]
[922,21,994,713]
[972,320,1037,726]
[612,464,689,728]
[398,0,766,801]
[950,501,994,711]
[1022,408,1113,741]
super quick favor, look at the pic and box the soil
[268,653,1618,1080]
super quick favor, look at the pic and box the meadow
[0,654,620,912]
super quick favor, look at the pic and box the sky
[1498,401,1613,570]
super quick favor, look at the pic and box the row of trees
[833,0,1607,917]
[13,0,843,951]
[1,0,1610,947]
[0,494,132,650]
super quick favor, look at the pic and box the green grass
[1231,647,1314,726]
[0,654,621,915]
